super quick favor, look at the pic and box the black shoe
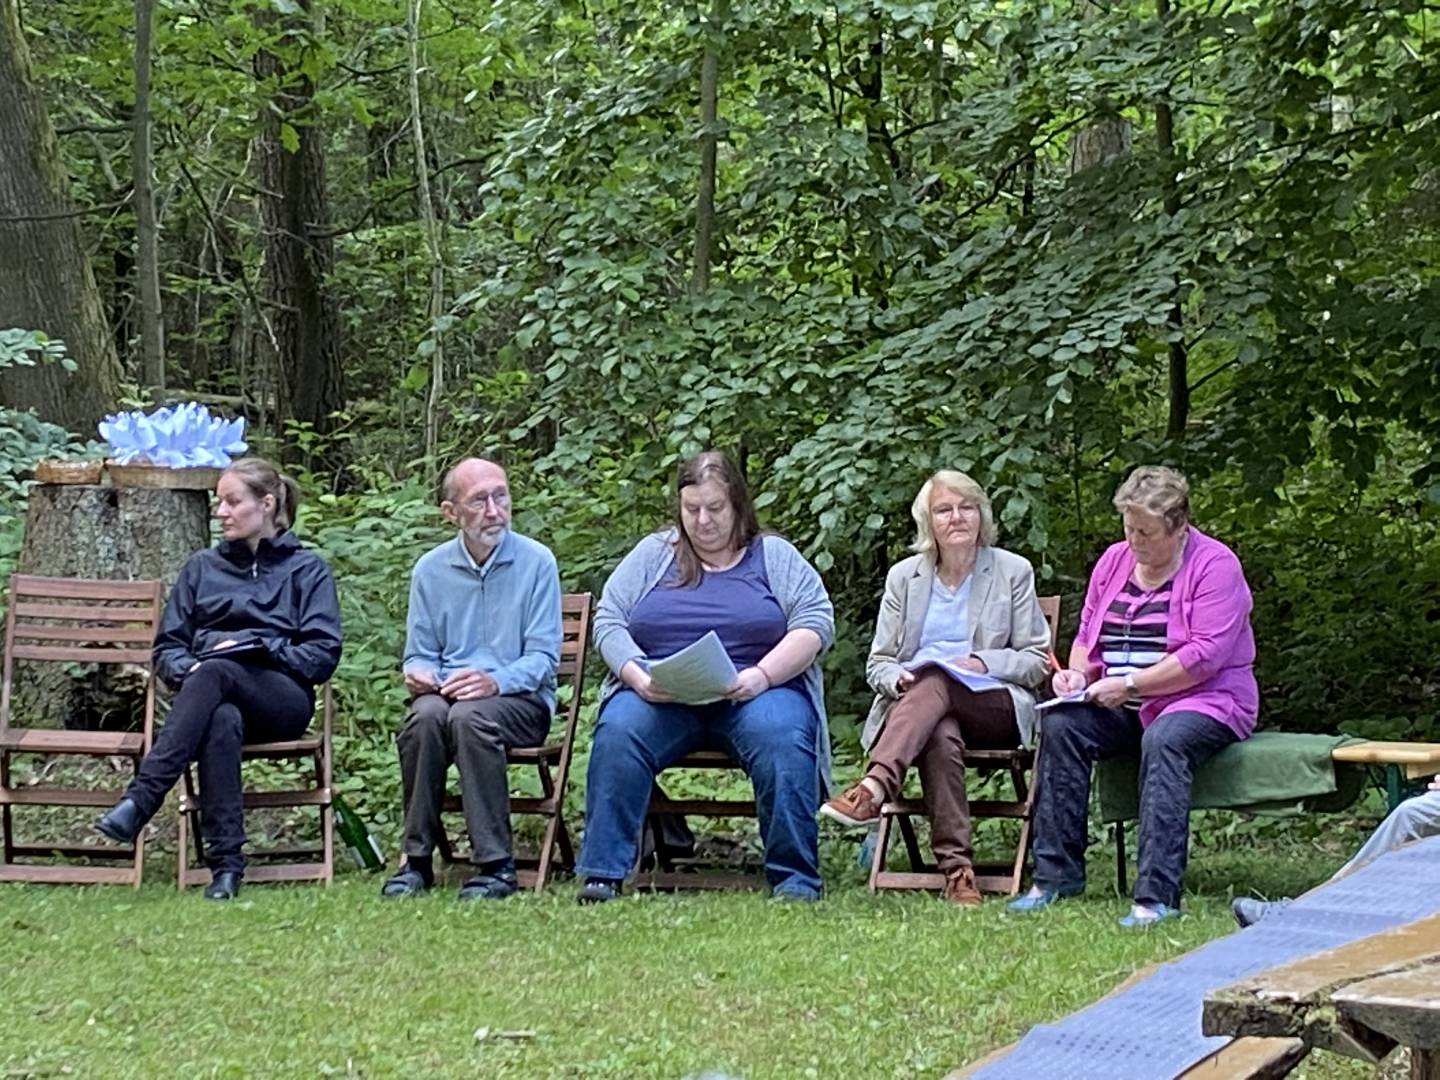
[380,866,431,898]
[1232,896,1291,928]
[95,798,144,844]
[577,878,622,905]
[457,872,519,902]
[204,871,242,901]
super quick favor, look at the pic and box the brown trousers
[866,668,1018,872]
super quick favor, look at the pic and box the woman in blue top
[576,451,835,903]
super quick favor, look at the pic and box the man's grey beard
[465,523,508,547]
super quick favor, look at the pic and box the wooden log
[12,482,208,729]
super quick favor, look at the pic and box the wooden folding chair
[636,752,763,891]
[0,574,163,886]
[176,684,335,888]
[868,594,1062,897]
[436,592,592,890]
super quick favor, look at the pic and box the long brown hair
[222,456,301,531]
[671,450,760,586]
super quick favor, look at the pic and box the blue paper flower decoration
[98,403,248,468]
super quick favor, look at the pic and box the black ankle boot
[204,871,242,901]
[95,798,145,844]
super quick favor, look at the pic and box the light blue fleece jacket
[593,530,836,787]
[403,529,561,713]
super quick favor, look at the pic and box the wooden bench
[1203,912,1440,1078]
[1106,736,1440,895]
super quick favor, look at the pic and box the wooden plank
[12,622,153,643]
[668,751,741,768]
[1179,1037,1309,1079]
[1333,967,1440,1049]
[0,863,135,884]
[9,843,134,859]
[241,789,330,808]
[10,643,153,664]
[1204,913,1440,1063]
[507,743,562,762]
[1331,742,1440,768]
[647,798,756,816]
[633,870,762,891]
[11,602,155,622]
[0,729,143,754]
[12,576,160,600]
[0,787,125,807]
[241,739,322,758]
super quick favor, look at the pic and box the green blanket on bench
[1096,731,1368,824]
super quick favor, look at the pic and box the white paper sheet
[646,631,739,705]
[906,658,1005,694]
[1035,689,1088,711]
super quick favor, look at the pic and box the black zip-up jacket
[152,529,343,690]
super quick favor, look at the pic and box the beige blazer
[860,546,1052,750]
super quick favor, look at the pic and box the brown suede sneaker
[943,866,982,906]
[818,781,882,827]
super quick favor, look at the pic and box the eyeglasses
[932,503,980,520]
[460,491,511,511]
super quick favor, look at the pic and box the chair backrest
[1037,595,1062,654]
[1,574,163,735]
[555,592,593,733]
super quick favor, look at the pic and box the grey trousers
[398,691,550,865]
[1336,789,1440,878]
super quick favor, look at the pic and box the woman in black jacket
[97,457,342,899]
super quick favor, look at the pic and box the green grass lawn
[0,822,1389,1079]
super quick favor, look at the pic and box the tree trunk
[254,0,344,441]
[133,0,165,392]
[1156,0,1188,438]
[692,0,725,294]
[0,0,123,433]
[407,0,446,471]
[15,483,209,729]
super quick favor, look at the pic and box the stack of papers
[906,659,1004,694]
[646,631,738,705]
[1036,689,1088,711]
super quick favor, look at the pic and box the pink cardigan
[1074,526,1259,739]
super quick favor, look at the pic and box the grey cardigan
[593,530,837,786]
[861,546,1051,750]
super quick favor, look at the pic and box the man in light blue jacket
[381,457,561,902]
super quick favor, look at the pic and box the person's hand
[727,666,771,702]
[404,668,440,696]
[438,668,498,701]
[1086,675,1130,707]
[1052,668,1087,695]
[895,669,917,695]
[952,655,987,674]
[621,661,676,704]
[1428,776,1439,792]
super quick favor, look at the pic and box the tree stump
[14,483,210,728]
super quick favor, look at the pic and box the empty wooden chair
[868,595,1062,897]
[436,592,593,890]
[176,684,335,888]
[0,574,163,886]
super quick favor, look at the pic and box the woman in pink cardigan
[1010,466,1258,926]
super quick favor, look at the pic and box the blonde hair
[1113,465,1190,533]
[222,457,301,531]
[910,470,997,559]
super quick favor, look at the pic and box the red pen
[1047,651,1063,673]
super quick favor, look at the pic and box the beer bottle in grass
[334,793,383,871]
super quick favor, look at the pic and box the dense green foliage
[4,0,1438,824]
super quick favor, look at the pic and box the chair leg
[897,812,926,871]
[869,813,894,891]
[1,751,14,865]
[533,812,558,892]
[555,816,575,871]
[1114,822,1128,895]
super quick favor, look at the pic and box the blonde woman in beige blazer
[820,470,1051,903]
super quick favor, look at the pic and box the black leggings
[127,658,313,873]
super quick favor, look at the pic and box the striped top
[1098,577,1172,679]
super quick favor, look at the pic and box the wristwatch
[1123,672,1138,696]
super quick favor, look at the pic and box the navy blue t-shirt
[629,539,790,675]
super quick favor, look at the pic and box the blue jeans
[1030,704,1236,909]
[577,687,822,898]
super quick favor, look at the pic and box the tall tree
[0,0,122,432]
[407,0,446,470]
[254,0,343,438]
